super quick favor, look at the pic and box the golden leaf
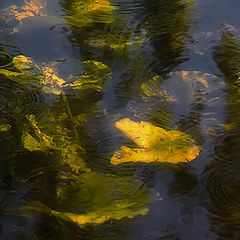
[115,118,166,148]
[111,118,200,165]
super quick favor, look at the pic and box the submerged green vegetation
[138,0,196,72]
[210,31,240,239]
[0,0,208,231]
[0,55,112,95]
[23,171,152,225]
[0,3,201,225]
[0,53,154,226]
[61,0,118,27]
[0,54,203,225]
[214,32,240,128]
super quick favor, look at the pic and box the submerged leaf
[22,172,152,226]
[21,114,87,172]
[22,133,51,152]
[0,55,62,88]
[111,118,200,165]
[86,33,145,51]
[0,69,22,77]
[22,115,53,152]
[62,0,117,27]
[140,71,225,122]
[0,55,111,94]
[140,71,217,101]
[71,60,112,92]
[0,55,42,85]
[140,75,177,102]
[12,55,34,71]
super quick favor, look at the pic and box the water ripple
[0,76,46,120]
[206,133,240,239]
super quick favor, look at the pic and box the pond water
[0,0,239,239]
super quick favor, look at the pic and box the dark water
[0,0,239,239]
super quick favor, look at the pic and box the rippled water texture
[0,0,240,239]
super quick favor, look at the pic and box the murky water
[0,0,239,239]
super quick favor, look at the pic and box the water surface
[0,0,239,239]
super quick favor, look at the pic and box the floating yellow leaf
[111,118,200,165]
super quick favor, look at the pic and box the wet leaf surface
[111,118,200,165]
[22,171,152,226]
